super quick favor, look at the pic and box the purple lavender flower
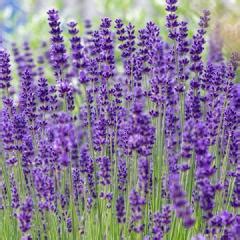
[152,212,164,240]
[129,189,146,233]
[47,9,68,79]
[99,17,115,80]
[192,234,206,240]
[90,30,101,59]
[10,174,20,209]
[125,23,136,58]
[0,48,12,91]
[11,43,26,78]
[177,21,190,92]
[79,70,89,85]
[0,98,16,156]
[50,112,76,167]
[138,156,150,195]
[208,23,224,64]
[117,158,127,192]
[21,134,34,178]
[98,156,111,186]
[230,215,240,238]
[18,197,34,233]
[22,42,36,78]
[19,69,36,121]
[231,166,240,208]
[84,19,93,43]
[197,178,216,220]
[181,118,194,159]
[93,114,107,152]
[13,113,27,150]
[80,145,96,197]
[116,195,126,224]
[193,121,217,219]
[187,10,211,120]
[79,144,90,174]
[38,77,50,113]
[68,21,84,76]
[72,168,84,201]
[152,205,171,240]
[209,211,236,238]
[33,168,55,211]
[190,9,210,73]
[121,22,136,84]
[118,88,155,156]
[21,235,33,240]
[165,0,179,40]
[115,19,127,58]
[66,217,72,232]
[169,173,195,228]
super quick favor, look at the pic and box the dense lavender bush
[0,1,239,239]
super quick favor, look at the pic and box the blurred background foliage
[0,0,240,57]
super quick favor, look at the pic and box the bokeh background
[1,0,240,56]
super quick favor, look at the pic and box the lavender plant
[0,1,239,239]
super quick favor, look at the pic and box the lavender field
[0,0,239,239]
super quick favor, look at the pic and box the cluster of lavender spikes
[0,1,239,239]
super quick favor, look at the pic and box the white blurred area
[20,0,153,25]
[32,0,97,19]
[1,0,240,45]
[17,0,240,35]
[1,0,240,19]
[24,0,150,18]
[2,0,240,25]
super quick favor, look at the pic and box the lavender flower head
[18,197,34,233]
[0,48,12,91]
